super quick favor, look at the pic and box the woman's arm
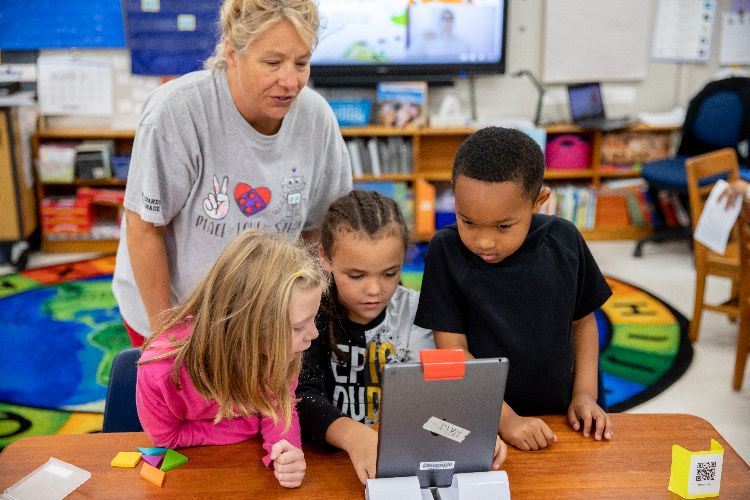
[125,209,171,334]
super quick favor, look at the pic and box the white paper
[720,13,750,65]
[652,0,717,62]
[693,180,742,255]
[422,416,470,443]
[37,56,113,116]
[0,64,37,82]
[687,453,724,496]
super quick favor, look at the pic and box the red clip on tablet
[420,349,466,381]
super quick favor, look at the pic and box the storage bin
[111,155,130,180]
[545,134,591,169]
[329,99,372,127]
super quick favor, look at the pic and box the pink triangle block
[141,455,164,468]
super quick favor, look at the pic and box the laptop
[375,357,509,488]
[567,82,633,131]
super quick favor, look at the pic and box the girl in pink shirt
[136,230,326,488]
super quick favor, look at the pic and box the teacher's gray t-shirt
[113,69,352,335]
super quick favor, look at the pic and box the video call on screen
[311,0,505,65]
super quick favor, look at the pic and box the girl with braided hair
[295,190,437,483]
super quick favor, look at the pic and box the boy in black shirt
[415,127,613,451]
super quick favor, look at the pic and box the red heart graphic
[234,183,272,216]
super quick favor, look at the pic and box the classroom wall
[3,0,747,129]
[428,0,746,124]
[321,0,746,125]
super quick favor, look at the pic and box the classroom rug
[0,257,692,449]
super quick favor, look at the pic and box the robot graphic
[273,173,306,233]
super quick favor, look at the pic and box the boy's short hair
[452,127,545,201]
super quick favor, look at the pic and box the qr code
[696,461,717,481]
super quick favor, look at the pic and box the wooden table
[1,414,748,498]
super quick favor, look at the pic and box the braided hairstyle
[319,190,409,360]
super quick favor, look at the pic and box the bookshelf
[32,127,133,254]
[33,123,677,253]
[344,124,679,241]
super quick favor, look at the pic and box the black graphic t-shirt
[296,286,433,447]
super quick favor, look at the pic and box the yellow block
[668,439,724,498]
[111,451,142,468]
[140,463,165,487]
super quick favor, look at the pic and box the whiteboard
[542,0,651,83]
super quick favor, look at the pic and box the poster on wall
[651,0,717,62]
[37,56,113,116]
[124,0,222,76]
[0,1,125,50]
[542,0,649,83]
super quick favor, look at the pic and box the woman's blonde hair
[206,0,319,70]
[141,230,326,430]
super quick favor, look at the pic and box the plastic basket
[329,99,372,127]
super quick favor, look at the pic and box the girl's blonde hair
[141,230,326,430]
[206,0,320,70]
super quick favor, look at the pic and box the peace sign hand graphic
[203,175,230,220]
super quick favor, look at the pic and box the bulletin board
[541,0,651,84]
[124,0,222,76]
[0,0,125,50]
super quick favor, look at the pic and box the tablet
[375,357,508,488]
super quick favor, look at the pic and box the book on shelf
[346,137,413,177]
[366,138,382,176]
[346,140,364,178]
[657,191,679,227]
[375,81,428,129]
[353,181,414,230]
[414,178,435,236]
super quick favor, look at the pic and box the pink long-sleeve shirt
[135,321,301,467]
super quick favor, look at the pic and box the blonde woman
[136,230,326,488]
[114,0,352,346]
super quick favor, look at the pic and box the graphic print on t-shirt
[202,175,230,220]
[234,182,272,217]
[272,168,306,234]
[331,327,410,426]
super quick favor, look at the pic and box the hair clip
[293,270,303,277]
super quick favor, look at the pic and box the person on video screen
[410,8,472,60]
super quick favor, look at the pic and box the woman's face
[225,20,311,135]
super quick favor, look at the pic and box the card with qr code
[668,439,724,498]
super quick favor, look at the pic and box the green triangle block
[160,449,188,471]
[137,447,168,456]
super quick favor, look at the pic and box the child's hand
[492,435,507,469]
[567,393,613,441]
[719,179,749,209]
[501,413,557,451]
[270,439,306,488]
[343,425,378,485]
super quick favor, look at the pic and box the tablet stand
[365,350,511,500]
[366,471,511,500]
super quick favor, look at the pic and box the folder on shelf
[414,178,436,236]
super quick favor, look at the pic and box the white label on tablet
[45,463,74,478]
[423,416,470,443]
[420,460,455,471]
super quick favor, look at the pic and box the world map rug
[0,257,692,449]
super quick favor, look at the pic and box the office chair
[102,347,143,432]
[633,77,750,258]
[685,149,741,343]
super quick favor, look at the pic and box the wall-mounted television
[311,0,508,86]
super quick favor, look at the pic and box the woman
[113,0,352,345]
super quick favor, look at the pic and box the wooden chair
[685,148,741,343]
[736,200,750,390]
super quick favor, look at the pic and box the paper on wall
[37,55,113,116]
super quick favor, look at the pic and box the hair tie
[293,270,303,277]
